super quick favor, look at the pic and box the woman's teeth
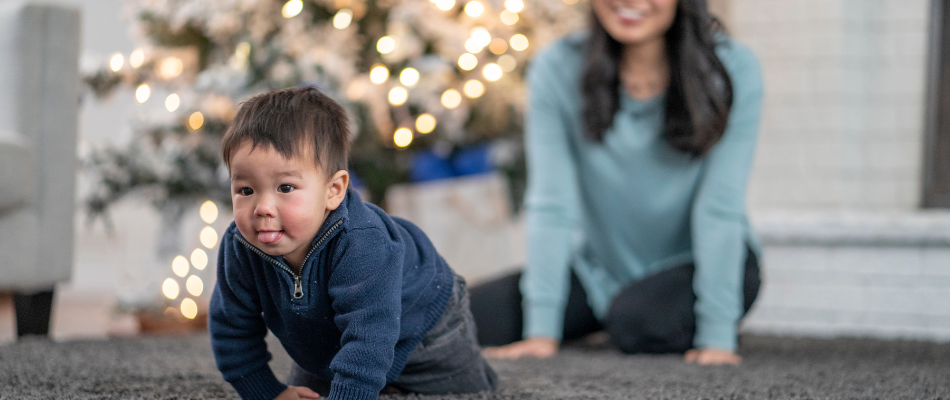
[617,8,644,19]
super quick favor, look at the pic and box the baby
[209,86,496,400]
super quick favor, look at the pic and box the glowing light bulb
[510,34,529,51]
[463,79,485,98]
[498,54,517,72]
[370,64,389,84]
[129,49,145,68]
[464,1,484,17]
[500,10,519,25]
[489,38,508,54]
[333,9,353,29]
[172,255,190,277]
[282,0,303,18]
[388,87,408,105]
[416,114,436,134]
[159,57,184,80]
[394,128,413,147]
[135,84,150,103]
[110,53,124,72]
[186,275,204,296]
[399,68,420,87]
[483,63,502,81]
[377,36,396,54]
[200,226,218,249]
[162,278,180,299]
[458,53,478,71]
[435,0,455,10]
[199,200,218,224]
[181,298,198,319]
[191,248,208,271]
[441,89,462,109]
[165,94,180,112]
[504,0,524,12]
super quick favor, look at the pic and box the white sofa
[0,1,80,337]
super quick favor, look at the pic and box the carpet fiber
[1,333,948,399]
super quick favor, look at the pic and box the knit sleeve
[690,42,764,351]
[326,227,404,400]
[209,229,287,400]
[520,44,581,340]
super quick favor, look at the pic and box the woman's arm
[690,43,764,353]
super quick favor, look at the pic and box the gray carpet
[1,333,948,399]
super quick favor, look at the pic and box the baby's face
[228,141,336,268]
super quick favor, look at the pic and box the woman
[470,0,763,365]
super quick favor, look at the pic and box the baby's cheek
[282,196,322,237]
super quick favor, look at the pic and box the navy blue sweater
[209,189,454,400]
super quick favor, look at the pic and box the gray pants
[287,274,497,396]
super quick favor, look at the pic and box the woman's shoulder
[714,36,762,80]
[528,30,588,79]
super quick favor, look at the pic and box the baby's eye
[278,184,295,193]
[240,187,254,196]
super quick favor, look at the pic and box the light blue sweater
[520,32,763,351]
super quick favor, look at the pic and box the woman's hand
[684,348,741,365]
[273,385,320,400]
[483,337,559,359]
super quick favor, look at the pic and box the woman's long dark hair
[582,0,732,157]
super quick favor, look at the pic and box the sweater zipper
[233,219,343,301]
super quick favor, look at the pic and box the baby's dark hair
[221,86,349,176]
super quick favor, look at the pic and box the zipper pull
[293,275,303,299]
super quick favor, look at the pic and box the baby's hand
[273,385,320,400]
[684,348,741,365]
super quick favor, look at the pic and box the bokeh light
[370,64,389,84]
[504,0,524,13]
[400,68,420,86]
[191,248,208,271]
[441,89,462,109]
[510,34,529,51]
[458,53,478,70]
[172,255,189,277]
[110,53,124,72]
[483,63,502,81]
[186,275,204,296]
[129,49,145,68]
[200,226,218,249]
[181,298,198,319]
[464,1,484,17]
[188,112,204,131]
[200,201,218,224]
[377,36,396,54]
[333,9,353,29]
[394,128,413,147]
[165,94,180,112]
[282,0,303,18]
[416,114,436,134]
[135,84,150,103]
[162,278,180,299]
[436,0,455,11]
[500,10,519,25]
[388,87,408,105]
[159,57,184,79]
[498,54,517,72]
[463,79,485,98]
[489,38,508,54]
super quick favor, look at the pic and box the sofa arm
[0,130,35,212]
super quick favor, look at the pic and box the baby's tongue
[258,231,282,244]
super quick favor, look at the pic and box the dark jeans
[470,249,761,353]
[287,274,497,395]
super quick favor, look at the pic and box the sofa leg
[14,290,54,337]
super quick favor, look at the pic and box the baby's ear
[325,170,349,211]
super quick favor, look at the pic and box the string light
[504,0,524,13]
[394,128,413,147]
[399,68,420,87]
[498,54,517,72]
[436,0,455,11]
[370,64,389,84]
[199,201,218,224]
[377,36,396,54]
[489,38,508,54]
[441,89,462,109]
[186,275,204,296]
[388,87,408,105]
[463,80,485,98]
[500,10,519,25]
[416,114,436,133]
[510,34,529,51]
[110,53,124,72]
[129,49,145,68]
[172,255,190,277]
[188,112,204,131]
[282,0,303,18]
[333,9,353,29]
[200,226,218,248]
[165,94,180,112]
[191,248,208,270]
[135,84,150,103]
[458,53,478,70]
[162,278,180,299]
[181,298,198,319]
[464,1,484,17]
[483,63,502,81]
[159,57,184,79]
